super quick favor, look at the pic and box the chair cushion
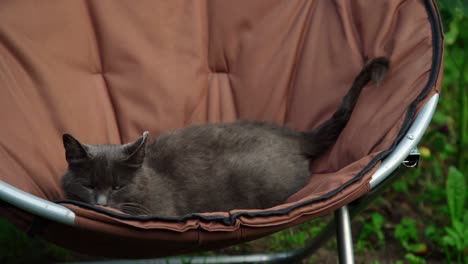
[0,0,443,258]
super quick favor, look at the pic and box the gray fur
[61,57,389,217]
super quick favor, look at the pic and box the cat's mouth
[118,203,151,215]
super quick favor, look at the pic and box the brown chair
[0,1,443,263]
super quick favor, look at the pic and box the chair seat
[0,0,443,258]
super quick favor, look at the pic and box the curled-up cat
[61,57,389,217]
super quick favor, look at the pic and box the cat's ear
[123,131,149,168]
[63,134,90,165]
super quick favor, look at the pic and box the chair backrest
[0,0,443,258]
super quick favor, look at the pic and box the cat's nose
[97,194,108,206]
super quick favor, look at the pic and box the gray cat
[61,57,389,217]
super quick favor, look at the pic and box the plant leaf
[442,235,455,247]
[444,226,464,251]
[446,166,466,225]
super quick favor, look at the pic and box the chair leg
[335,205,355,264]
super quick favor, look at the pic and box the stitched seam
[85,1,122,143]
[224,73,238,119]
[184,1,211,125]
[282,1,316,124]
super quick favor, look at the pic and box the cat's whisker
[119,202,151,215]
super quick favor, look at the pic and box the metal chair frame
[0,94,439,264]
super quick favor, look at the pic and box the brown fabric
[0,0,443,258]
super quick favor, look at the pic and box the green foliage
[404,253,427,264]
[392,180,409,193]
[394,218,427,255]
[446,166,466,226]
[434,5,468,263]
[268,219,326,252]
[424,224,444,245]
[441,167,467,263]
[437,0,468,174]
[356,213,385,252]
[0,217,75,263]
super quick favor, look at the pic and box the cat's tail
[303,57,390,159]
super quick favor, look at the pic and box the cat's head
[61,132,149,210]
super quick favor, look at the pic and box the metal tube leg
[335,206,355,264]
